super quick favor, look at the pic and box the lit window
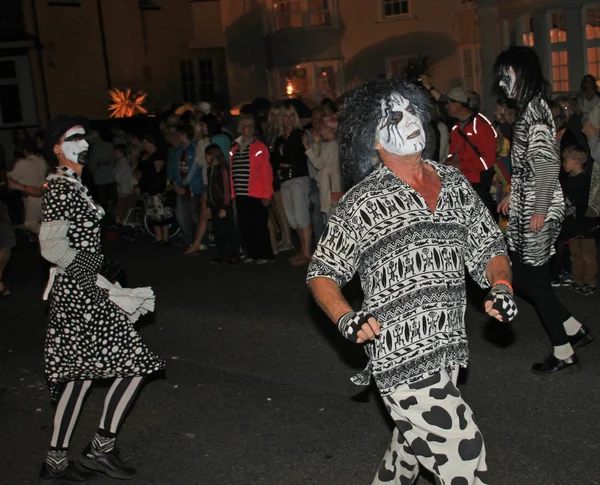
[522,15,534,46]
[551,50,569,92]
[286,67,310,95]
[550,11,567,44]
[382,0,410,19]
[308,0,330,27]
[274,1,304,30]
[273,0,331,30]
[586,7,600,40]
[588,47,600,79]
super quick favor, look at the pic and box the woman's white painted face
[60,126,89,164]
[376,93,425,156]
[499,66,517,99]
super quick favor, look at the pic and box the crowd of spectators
[1,73,600,295]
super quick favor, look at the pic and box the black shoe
[570,325,595,351]
[39,461,97,482]
[79,445,137,480]
[531,354,580,374]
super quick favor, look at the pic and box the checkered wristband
[485,283,518,323]
[337,311,375,342]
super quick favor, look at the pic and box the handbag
[99,259,127,287]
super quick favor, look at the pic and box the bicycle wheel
[143,213,181,239]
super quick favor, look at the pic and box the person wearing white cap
[420,77,497,215]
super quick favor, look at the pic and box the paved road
[1,237,599,485]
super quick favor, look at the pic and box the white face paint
[376,93,426,156]
[499,66,517,99]
[60,126,89,164]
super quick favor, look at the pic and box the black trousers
[211,207,239,260]
[236,196,273,260]
[510,252,571,346]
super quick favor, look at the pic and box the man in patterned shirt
[307,78,517,485]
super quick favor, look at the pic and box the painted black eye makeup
[390,111,403,123]
[64,133,86,142]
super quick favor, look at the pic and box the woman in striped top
[230,115,274,264]
[494,46,594,374]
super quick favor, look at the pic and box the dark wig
[493,46,549,117]
[338,76,432,187]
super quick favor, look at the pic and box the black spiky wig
[338,77,433,188]
[493,46,550,118]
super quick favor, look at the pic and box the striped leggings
[50,377,144,451]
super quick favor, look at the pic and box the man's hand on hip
[337,311,381,343]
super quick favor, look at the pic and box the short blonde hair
[237,114,255,134]
[280,104,301,136]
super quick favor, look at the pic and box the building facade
[0,0,484,139]
[479,0,600,115]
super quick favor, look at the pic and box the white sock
[553,343,574,360]
[562,316,582,336]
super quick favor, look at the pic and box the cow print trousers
[372,368,489,485]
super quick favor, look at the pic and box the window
[198,59,215,96]
[272,0,331,30]
[308,0,330,27]
[588,47,600,78]
[180,60,197,103]
[269,61,342,100]
[382,0,409,19]
[274,0,303,30]
[0,60,23,124]
[180,58,219,102]
[551,50,569,92]
[586,7,600,40]
[522,15,534,46]
[549,11,567,44]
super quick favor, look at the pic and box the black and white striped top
[507,96,565,265]
[231,142,251,197]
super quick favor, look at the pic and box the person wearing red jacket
[230,115,274,264]
[420,80,498,213]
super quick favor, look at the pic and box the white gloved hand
[96,275,155,322]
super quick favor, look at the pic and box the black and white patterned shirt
[307,162,507,396]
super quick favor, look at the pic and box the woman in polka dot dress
[38,116,166,483]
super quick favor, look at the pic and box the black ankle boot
[569,325,595,351]
[39,461,97,482]
[531,354,580,374]
[79,445,137,480]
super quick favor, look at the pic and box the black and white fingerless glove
[337,311,375,342]
[485,283,518,323]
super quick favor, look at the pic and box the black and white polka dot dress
[41,168,165,401]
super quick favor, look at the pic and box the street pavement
[1,236,599,485]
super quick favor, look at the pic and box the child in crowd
[205,144,239,264]
[302,116,343,225]
[561,146,599,295]
[113,144,135,225]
